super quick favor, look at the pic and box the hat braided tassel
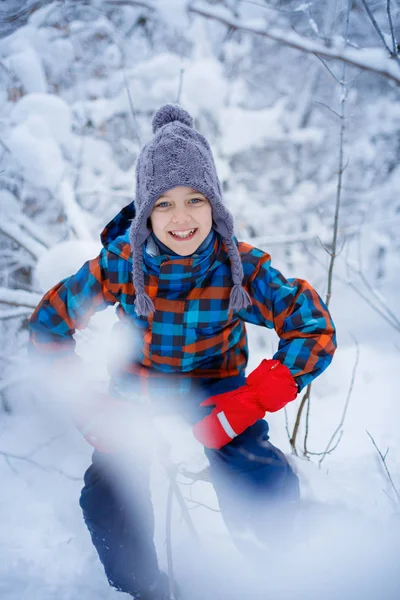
[131,234,155,316]
[224,237,252,312]
[229,283,252,311]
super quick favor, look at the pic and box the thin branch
[387,0,397,57]
[360,0,400,61]
[290,384,311,455]
[345,260,400,330]
[165,477,177,600]
[182,496,220,513]
[307,431,343,457]
[318,335,360,467]
[303,390,311,456]
[314,101,342,119]
[284,405,291,444]
[180,466,211,482]
[345,274,400,333]
[313,53,343,84]
[366,431,400,505]
[0,450,80,481]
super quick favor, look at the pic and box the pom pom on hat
[152,103,194,133]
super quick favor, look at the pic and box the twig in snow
[307,431,344,457]
[284,406,291,444]
[314,334,360,467]
[366,431,400,505]
[179,466,211,482]
[165,477,177,600]
[290,385,311,455]
[0,449,80,481]
[183,496,220,513]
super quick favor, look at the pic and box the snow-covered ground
[1,239,399,600]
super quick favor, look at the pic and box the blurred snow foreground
[6,241,394,599]
[21,356,399,600]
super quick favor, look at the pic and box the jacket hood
[100,201,136,248]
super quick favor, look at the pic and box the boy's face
[150,186,213,256]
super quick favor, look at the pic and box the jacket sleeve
[28,247,119,361]
[243,253,337,392]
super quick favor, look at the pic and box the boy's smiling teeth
[169,228,197,239]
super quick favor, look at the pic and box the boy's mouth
[168,228,198,241]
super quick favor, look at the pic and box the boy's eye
[155,201,170,208]
[189,197,204,204]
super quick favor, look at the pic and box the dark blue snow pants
[79,374,300,596]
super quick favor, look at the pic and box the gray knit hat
[129,103,252,316]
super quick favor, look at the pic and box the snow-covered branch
[0,287,42,309]
[57,179,93,241]
[189,3,400,85]
[12,212,52,248]
[0,307,33,320]
[0,221,47,259]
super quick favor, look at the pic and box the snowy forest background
[1,1,400,599]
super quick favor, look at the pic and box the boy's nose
[171,209,191,224]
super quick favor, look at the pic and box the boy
[29,104,336,599]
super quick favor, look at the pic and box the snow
[11,93,73,147]
[5,44,47,94]
[1,2,400,599]
[156,0,190,28]
[181,57,227,116]
[34,241,101,291]
[219,103,287,154]
[7,115,65,190]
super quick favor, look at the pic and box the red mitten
[193,359,298,450]
[246,359,298,412]
[193,386,264,449]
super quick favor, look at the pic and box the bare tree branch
[0,449,80,481]
[314,101,342,120]
[386,0,397,56]
[366,430,400,505]
[183,496,220,513]
[360,0,400,62]
[0,221,46,259]
[318,335,360,467]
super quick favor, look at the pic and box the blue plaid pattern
[29,205,337,399]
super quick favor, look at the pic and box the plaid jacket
[29,203,336,398]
